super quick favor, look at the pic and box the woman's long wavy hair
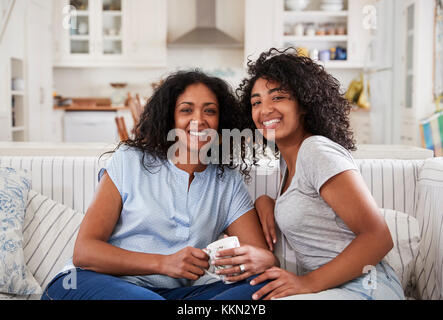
[105,70,251,179]
[237,47,356,157]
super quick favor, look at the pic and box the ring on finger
[239,264,246,273]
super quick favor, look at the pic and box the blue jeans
[41,268,267,300]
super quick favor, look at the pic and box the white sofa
[0,144,441,300]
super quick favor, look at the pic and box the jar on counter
[336,47,347,60]
[305,23,316,37]
[310,48,319,61]
[110,83,127,106]
[294,23,305,37]
[284,23,293,35]
[316,24,326,36]
[297,47,309,57]
[336,23,347,35]
[319,50,331,62]
[330,47,337,60]
[325,23,336,35]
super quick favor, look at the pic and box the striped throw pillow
[381,208,421,292]
[22,190,84,293]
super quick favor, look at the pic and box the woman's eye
[251,101,261,107]
[205,108,217,114]
[180,108,192,113]
[272,96,285,101]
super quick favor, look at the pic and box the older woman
[41,70,277,300]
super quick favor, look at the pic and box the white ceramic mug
[203,236,240,283]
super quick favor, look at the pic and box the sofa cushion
[413,158,443,300]
[380,209,420,293]
[0,167,42,295]
[23,190,84,293]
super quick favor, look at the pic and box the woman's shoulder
[107,145,163,167]
[299,135,353,160]
[296,135,356,174]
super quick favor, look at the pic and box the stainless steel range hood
[168,0,242,48]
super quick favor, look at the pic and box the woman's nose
[190,119,206,130]
[260,100,274,116]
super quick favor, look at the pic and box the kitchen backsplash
[53,48,246,100]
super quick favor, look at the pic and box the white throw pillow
[0,168,42,295]
[380,208,421,291]
[23,190,84,292]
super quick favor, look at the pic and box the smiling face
[251,77,305,143]
[174,83,220,155]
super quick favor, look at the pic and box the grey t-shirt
[275,135,358,273]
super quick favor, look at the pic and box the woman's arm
[251,169,393,299]
[73,171,209,280]
[254,195,277,251]
[303,169,393,292]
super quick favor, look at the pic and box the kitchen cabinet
[64,111,119,143]
[244,0,281,64]
[52,0,166,67]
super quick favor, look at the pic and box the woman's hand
[250,267,314,300]
[162,246,209,280]
[212,245,277,282]
[254,195,277,251]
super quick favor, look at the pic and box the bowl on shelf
[285,0,309,11]
[320,0,344,11]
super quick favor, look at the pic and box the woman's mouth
[189,130,208,138]
[262,119,281,129]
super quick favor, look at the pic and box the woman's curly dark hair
[237,47,356,153]
[105,70,251,179]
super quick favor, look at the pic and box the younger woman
[237,48,405,300]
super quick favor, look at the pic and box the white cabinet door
[347,0,376,64]
[64,111,119,143]
[53,0,96,66]
[392,0,435,146]
[244,0,282,65]
[95,0,125,60]
[124,0,167,67]
[27,0,53,141]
